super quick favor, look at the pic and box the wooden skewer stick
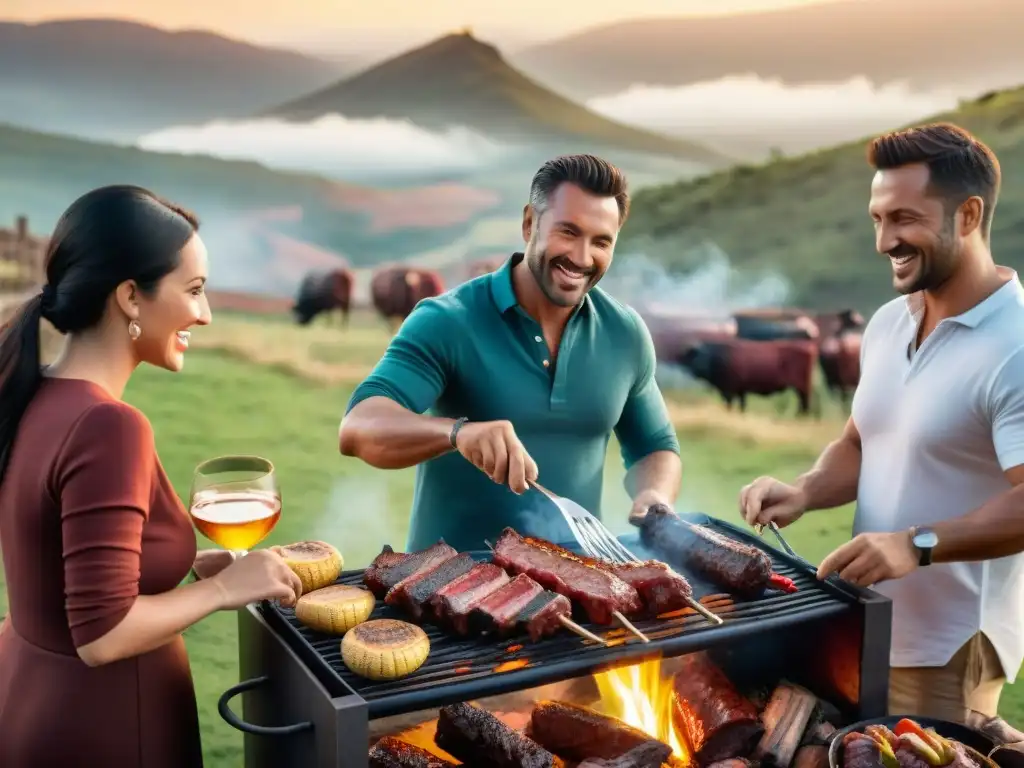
[483,539,609,646]
[685,596,724,625]
[558,616,608,645]
[612,610,650,643]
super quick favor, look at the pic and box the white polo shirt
[852,270,1024,680]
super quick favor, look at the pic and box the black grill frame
[256,515,885,719]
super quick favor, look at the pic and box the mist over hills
[265,31,731,168]
[618,87,1024,313]
[0,19,355,141]
[513,0,1024,100]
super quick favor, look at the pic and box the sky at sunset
[7,0,834,53]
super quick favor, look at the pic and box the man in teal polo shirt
[339,154,682,551]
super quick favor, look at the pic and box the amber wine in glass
[189,456,281,554]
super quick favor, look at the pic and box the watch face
[914,529,939,549]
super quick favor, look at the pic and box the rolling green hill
[268,31,732,169]
[0,123,502,293]
[619,86,1024,313]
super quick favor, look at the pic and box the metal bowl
[828,716,999,768]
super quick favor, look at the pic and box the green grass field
[0,311,1020,765]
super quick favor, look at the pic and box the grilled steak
[528,700,672,764]
[609,560,693,615]
[430,562,510,633]
[579,742,672,768]
[468,574,545,634]
[517,591,571,641]
[385,553,476,620]
[671,652,763,765]
[435,702,558,768]
[368,736,457,768]
[364,541,457,598]
[640,505,773,598]
[491,528,643,624]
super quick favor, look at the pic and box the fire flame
[593,658,690,763]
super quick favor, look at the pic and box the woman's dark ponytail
[0,292,46,482]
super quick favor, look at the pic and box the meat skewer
[477,551,608,645]
[490,528,651,642]
[363,542,606,645]
[640,505,799,598]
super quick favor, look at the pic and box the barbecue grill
[221,514,892,768]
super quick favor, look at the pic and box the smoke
[602,243,791,389]
[135,115,515,182]
[603,243,790,318]
[306,473,415,568]
[587,75,960,155]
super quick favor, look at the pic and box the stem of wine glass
[233,549,248,559]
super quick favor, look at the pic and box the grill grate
[259,517,863,719]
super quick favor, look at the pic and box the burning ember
[594,658,690,763]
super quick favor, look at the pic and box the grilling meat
[496,531,692,616]
[429,562,510,633]
[368,736,458,768]
[671,652,764,765]
[385,553,476,620]
[640,505,775,598]
[434,702,558,768]
[528,700,672,764]
[491,528,643,624]
[516,591,572,642]
[609,560,694,615]
[579,742,672,768]
[364,541,457,598]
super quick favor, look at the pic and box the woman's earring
[128,320,142,341]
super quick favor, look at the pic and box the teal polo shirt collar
[490,252,593,318]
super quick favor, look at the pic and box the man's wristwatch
[449,417,469,450]
[910,525,939,566]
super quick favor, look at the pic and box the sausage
[671,652,764,765]
[435,702,557,768]
[528,700,672,763]
[640,505,773,598]
[579,742,674,768]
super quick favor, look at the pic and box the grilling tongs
[527,480,725,632]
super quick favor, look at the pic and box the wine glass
[188,455,281,556]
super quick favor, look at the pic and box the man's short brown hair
[867,122,1001,235]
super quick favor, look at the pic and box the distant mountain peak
[266,31,731,168]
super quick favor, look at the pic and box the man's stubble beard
[901,216,961,295]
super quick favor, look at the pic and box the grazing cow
[819,330,863,406]
[733,313,819,341]
[292,268,354,327]
[814,308,866,339]
[371,266,445,330]
[678,338,818,415]
[466,257,505,280]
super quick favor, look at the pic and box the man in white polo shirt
[738,122,1024,724]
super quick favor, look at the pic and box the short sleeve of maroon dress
[57,401,156,648]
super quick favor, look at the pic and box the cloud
[135,114,514,181]
[586,75,961,152]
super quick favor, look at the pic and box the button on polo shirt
[852,271,1024,680]
[345,253,680,552]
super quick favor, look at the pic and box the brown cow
[466,257,505,280]
[819,331,862,406]
[292,268,354,327]
[679,338,818,415]
[371,266,446,331]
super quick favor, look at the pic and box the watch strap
[449,417,469,450]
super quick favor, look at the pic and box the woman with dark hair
[0,185,304,767]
